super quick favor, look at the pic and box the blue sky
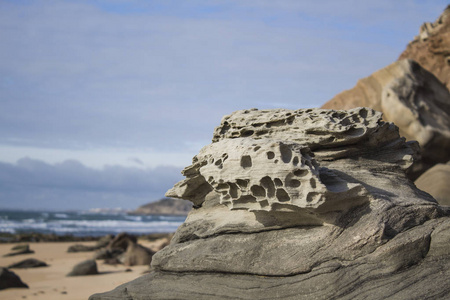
[0,0,448,210]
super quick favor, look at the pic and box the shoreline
[0,232,174,243]
[0,238,167,300]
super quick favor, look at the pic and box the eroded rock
[399,5,450,90]
[91,107,450,300]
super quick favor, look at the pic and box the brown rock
[322,59,450,179]
[399,6,450,90]
[415,162,450,206]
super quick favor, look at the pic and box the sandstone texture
[415,161,450,206]
[321,59,450,179]
[91,108,450,300]
[399,6,450,90]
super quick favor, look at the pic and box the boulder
[8,258,48,269]
[0,267,28,290]
[67,259,98,276]
[321,59,450,179]
[399,6,450,90]
[99,232,155,266]
[68,234,114,253]
[90,108,450,300]
[415,161,450,206]
[3,244,34,257]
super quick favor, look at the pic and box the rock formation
[0,268,28,290]
[130,198,192,216]
[3,244,35,257]
[102,233,155,266]
[321,59,450,179]
[90,107,450,300]
[415,161,450,206]
[8,258,48,269]
[399,6,450,90]
[68,234,114,253]
[67,259,98,276]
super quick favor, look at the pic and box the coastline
[0,238,167,300]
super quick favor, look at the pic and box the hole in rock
[251,185,266,197]
[359,108,368,118]
[260,176,275,198]
[254,146,261,152]
[215,159,223,169]
[259,200,269,208]
[241,130,254,137]
[310,178,317,189]
[279,143,292,163]
[287,179,301,188]
[306,192,321,203]
[235,195,257,204]
[293,156,299,166]
[228,183,239,198]
[207,176,214,183]
[216,183,229,191]
[274,178,283,187]
[293,169,308,177]
[236,179,248,189]
[276,188,290,202]
[240,156,252,169]
[267,152,275,159]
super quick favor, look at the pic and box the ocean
[0,210,186,237]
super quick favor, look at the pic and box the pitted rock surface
[91,107,450,300]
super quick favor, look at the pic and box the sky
[0,0,448,210]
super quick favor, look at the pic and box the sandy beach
[0,239,163,300]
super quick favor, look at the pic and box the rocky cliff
[130,198,192,216]
[321,6,450,181]
[399,5,450,90]
[90,107,450,300]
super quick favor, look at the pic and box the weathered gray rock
[0,267,28,290]
[91,108,450,300]
[8,258,48,269]
[67,259,98,276]
[3,244,34,257]
[104,233,155,266]
[415,161,450,206]
[68,234,114,252]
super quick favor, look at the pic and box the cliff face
[321,7,450,180]
[322,59,450,179]
[399,5,450,90]
[90,108,450,300]
[130,198,192,216]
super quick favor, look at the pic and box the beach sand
[0,239,163,300]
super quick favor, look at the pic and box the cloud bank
[0,158,183,210]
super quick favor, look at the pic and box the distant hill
[130,198,192,216]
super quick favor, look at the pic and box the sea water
[0,210,186,237]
